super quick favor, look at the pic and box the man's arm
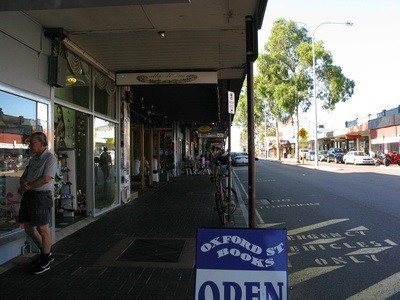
[21,153,57,192]
[24,176,53,190]
[19,167,29,193]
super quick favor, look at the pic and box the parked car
[327,148,344,164]
[343,151,375,165]
[318,150,329,161]
[305,150,315,161]
[232,152,248,166]
[299,149,309,160]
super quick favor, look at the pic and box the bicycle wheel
[215,191,226,225]
[228,188,238,214]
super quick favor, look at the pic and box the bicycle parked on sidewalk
[210,173,238,225]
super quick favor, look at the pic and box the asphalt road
[233,159,400,300]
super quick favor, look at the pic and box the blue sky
[258,0,400,129]
[0,92,36,119]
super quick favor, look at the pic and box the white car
[343,151,374,165]
[299,149,309,159]
[232,152,248,166]
[305,150,315,161]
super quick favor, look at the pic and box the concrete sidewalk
[0,174,247,300]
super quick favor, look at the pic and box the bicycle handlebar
[210,173,228,182]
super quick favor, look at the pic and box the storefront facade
[0,1,267,265]
[0,12,127,264]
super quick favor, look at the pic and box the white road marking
[384,239,398,246]
[232,170,249,226]
[304,238,346,245]
[288,219,350,235]
[346,272,400,300]
[345,247,392,256]
[347,226,369,232]
[258,223,285,228]
[289,266,344,286]
[256,209,264,224]
[233,170,276,228]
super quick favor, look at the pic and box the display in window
[54,150,78,218]
[0,175,21,229]
[160,131,174,172]
[54,105,76,152]
[55,105,67,151]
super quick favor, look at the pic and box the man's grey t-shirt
[22,149,57,191]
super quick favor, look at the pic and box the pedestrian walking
[99,147,111,182]
[18,132,57,274]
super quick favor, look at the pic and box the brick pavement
[0,174,247,300]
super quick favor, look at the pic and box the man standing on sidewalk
[19,132,57,274]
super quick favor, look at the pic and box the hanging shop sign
[198,125,212,132]
[195,228,288,300]
[198,132,225,138]
[155,123,172,132]
[116,72,217,85]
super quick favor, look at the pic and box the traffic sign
[298,128,308,139]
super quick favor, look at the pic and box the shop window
[53,105,88,221]
[54,51,90,109]
[144,130,152,186]
[131,127,141,179]
[94,117,118,214]
[0,90,47,235]
[160,130,174,173]
[94,69,116,119]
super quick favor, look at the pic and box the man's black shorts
[19,190,53,226]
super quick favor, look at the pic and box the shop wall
[369,114,397,130]
[371,126,396,139]
[0,12,52,98]
[0,12,53,265]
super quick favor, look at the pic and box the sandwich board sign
[195,228,287,300]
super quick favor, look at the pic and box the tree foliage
[254,18,355,160]
[233,81,275,152]
[233,18,355,157]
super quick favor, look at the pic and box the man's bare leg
[24,223,43,249]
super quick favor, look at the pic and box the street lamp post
[312,21,353,167]
[264,99,268,158]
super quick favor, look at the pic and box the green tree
[233,81,276,154]
[256,18,355,161]
[255,74,292,160]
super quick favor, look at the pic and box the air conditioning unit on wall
[48,55,67,87]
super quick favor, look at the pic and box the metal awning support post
[246,15,256,229]
[227,113,232,223]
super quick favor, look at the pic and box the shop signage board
[195,228,288,300]
[228,91,235,114]
[116,71,217,85]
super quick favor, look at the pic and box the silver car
[318,150,329,161]
[343,151,374,165]
[232,152,249,166]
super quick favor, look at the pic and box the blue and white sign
[195,228,287,300]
